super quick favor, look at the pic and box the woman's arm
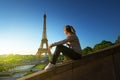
[50,36,74,47]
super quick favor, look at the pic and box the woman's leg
[51,44,81,65]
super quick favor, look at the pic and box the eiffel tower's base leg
[36,48,52,61]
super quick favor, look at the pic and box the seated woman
[45,25,82,70]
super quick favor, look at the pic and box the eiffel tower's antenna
[36,13,51,57]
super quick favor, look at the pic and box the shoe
[44,63,55,70]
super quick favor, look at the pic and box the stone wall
[17,44,120,80]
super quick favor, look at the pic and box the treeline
[0,54,39,72]
[0,54,35,72]
[82,36,120,56]
[0,54,36,65]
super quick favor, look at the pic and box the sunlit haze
[0,0,120,55]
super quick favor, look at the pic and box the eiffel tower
[36,14,51,57]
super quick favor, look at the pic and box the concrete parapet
[18,44,120,80]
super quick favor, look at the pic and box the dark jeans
[51,44,82,64]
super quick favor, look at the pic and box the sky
[0,0,120,55]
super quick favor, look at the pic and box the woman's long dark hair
[64,25,76,34]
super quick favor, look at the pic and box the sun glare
[0,37,36,55]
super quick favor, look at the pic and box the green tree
[82,46,93,56]
[115,36,120,44]
[93,40,113,51]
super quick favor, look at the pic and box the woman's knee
[56,44,64,48]
[55,44,64,51]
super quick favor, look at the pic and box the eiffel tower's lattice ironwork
[36,14,51,57]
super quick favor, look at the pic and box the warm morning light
[0,0,120,80]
